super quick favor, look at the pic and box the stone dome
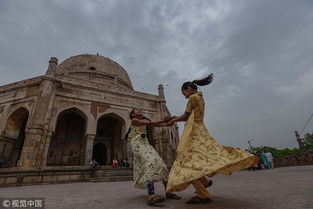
[56,54,133,89]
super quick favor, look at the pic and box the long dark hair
[181,73,214,91]
[129,108,151,121]
[130,109,135,119]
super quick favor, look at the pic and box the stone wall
[273,150,313,167]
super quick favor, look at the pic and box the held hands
[161,115,176,126]
[165,120,175,126]
[163,115,175,122]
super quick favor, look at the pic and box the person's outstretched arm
[166,112,190,126]
[165,93,198,126]
[131,119,167,126]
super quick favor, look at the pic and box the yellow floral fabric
[166,92,257,192]
[128,124,169,189]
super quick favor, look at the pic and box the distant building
[0,54,179,169]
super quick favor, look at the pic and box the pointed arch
[1,107,29,167]
[47,107,87,166]
[94,112,126,165]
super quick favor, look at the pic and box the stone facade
[0,54,179,170]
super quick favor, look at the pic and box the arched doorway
[47,108,86,166]
[0,108,29,167]
[92,143,106,165]
[95,114,125,165]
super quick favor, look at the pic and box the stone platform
[0,166,133,187]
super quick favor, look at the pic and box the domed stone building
[0,54,179,175]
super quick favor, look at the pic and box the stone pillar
[18,128,43,168]
[18,57,58,169]
[153,127,162,154]
[39,131,53,168]
[162,139,171,167]
[158,84,165,99]
[160,128,170,164]
[0,105,11,134]
[85,134,95,166]
[46,57,58,76]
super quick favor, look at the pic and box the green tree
[303,132,313,146]
[249,133,313,158]
[250,146,280,158]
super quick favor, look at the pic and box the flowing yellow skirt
[166,112,257,192]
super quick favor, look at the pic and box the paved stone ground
[1,165,312,209]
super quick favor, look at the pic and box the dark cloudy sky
[1,0,313,149]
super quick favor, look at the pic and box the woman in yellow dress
[165,74,257,204]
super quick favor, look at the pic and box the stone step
[85,168,133,182]
[0,167,133,187]
[86,176,133,182]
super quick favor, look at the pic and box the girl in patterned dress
[165,74,257,204]
[127,108,180,206]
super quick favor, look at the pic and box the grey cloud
[1,0,313,149]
